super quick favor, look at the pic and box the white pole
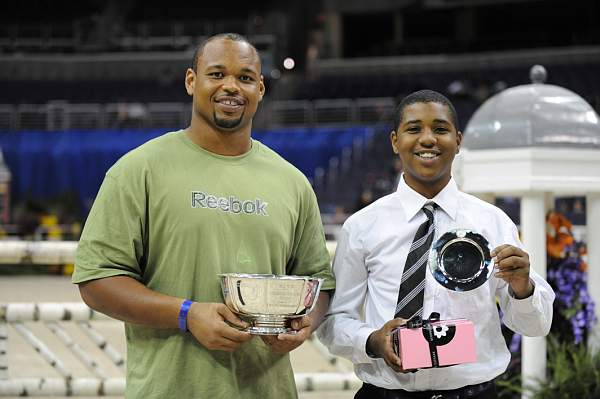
[0,323,7,380]
[0,373,360,396]
[46,322,107,379]
[0,377,125,396]
[12,323,72,379]
[2,303,108,322]
[77,322,126,370]
[295,373,361,392]
[520,192,547,397]
[0,241,77,264]
[587,193,600,353]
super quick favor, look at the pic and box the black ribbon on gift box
[405,312,456,368]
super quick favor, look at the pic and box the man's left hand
[492,244,534,299]
[261,316,313,354]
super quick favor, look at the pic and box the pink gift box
[393,314,477,369]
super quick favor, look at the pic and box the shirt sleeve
[286,181,335,291]
[72,166,147,284]
[496,222,555,337]
[316,221,376,364]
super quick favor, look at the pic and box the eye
[208,72,224,79]
[406,126,421,134]
[435,127,450,134]
[239,75,254,82]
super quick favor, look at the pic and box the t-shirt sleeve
[287,181,335,291]
[72,168,147,284]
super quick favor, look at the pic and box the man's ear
[185,68,195,96]
[390,130,399,154]
[456,131,463,154]
[258,75,265,102]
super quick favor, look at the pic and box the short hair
[191,33,260,72]
[392,89,459,131]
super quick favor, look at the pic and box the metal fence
[0,97,395,132]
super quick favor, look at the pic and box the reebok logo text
[191,191,269,216]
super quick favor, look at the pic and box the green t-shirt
[73,130,335,399]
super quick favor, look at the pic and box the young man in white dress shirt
[317,90,555,398]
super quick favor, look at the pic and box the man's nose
[222,75,240,92]
[419,127,436,145]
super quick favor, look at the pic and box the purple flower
[546,241,596,344]
[510,333,521,353]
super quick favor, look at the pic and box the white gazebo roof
[455,65,600,195]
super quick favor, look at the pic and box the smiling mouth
[215,95,245,108]
[214,95,246,116]
[415,152,440,159]
[218,99,244,106]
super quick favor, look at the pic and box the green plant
[496,371,521,399]
[496,211,597,399]
[496,336,600,399]
[528,337,600,399]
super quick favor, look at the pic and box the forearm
[78,275,183,328]
[510,278,534,299]
[317,313,376,364]
[309,291,331,332]
[500,274,555,336]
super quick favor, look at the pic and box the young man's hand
[366,318,414,373]
[492,244,534,298]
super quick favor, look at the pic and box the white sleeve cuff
[508,280,540,313]
[353,326,377,364]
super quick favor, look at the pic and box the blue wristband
[178,299,193,332]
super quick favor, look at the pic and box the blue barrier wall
[0,126,375,213]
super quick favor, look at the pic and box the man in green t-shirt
[73,33,335,398]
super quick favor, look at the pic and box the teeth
[418,153,437,158]
[222,100,239,105]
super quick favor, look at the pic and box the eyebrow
[240,67,259,75]
[205,64,258,75]
[404,118,451,125]
[205,64,226,70]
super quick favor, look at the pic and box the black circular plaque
[429,229,492,291]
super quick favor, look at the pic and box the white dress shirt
[317,176,555,391]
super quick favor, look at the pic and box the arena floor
[0,275,358,399]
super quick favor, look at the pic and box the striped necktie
[395,203,437,319]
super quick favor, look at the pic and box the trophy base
[242,317,298,335]
[246,326,297,335]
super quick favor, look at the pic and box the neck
[404,175,450,199]
[186,115,252,156]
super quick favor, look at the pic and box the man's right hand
[366,318,411,373]
[187,302,253,352]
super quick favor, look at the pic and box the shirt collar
[396,174,459,221]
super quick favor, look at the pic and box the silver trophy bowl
[219,273,324,335]
[429,229,493,292]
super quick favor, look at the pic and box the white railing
[0,241,77,265]
[0,241,357,396]
[0,303,125,396]
[0,302,359,396]
[0,240,339,264]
